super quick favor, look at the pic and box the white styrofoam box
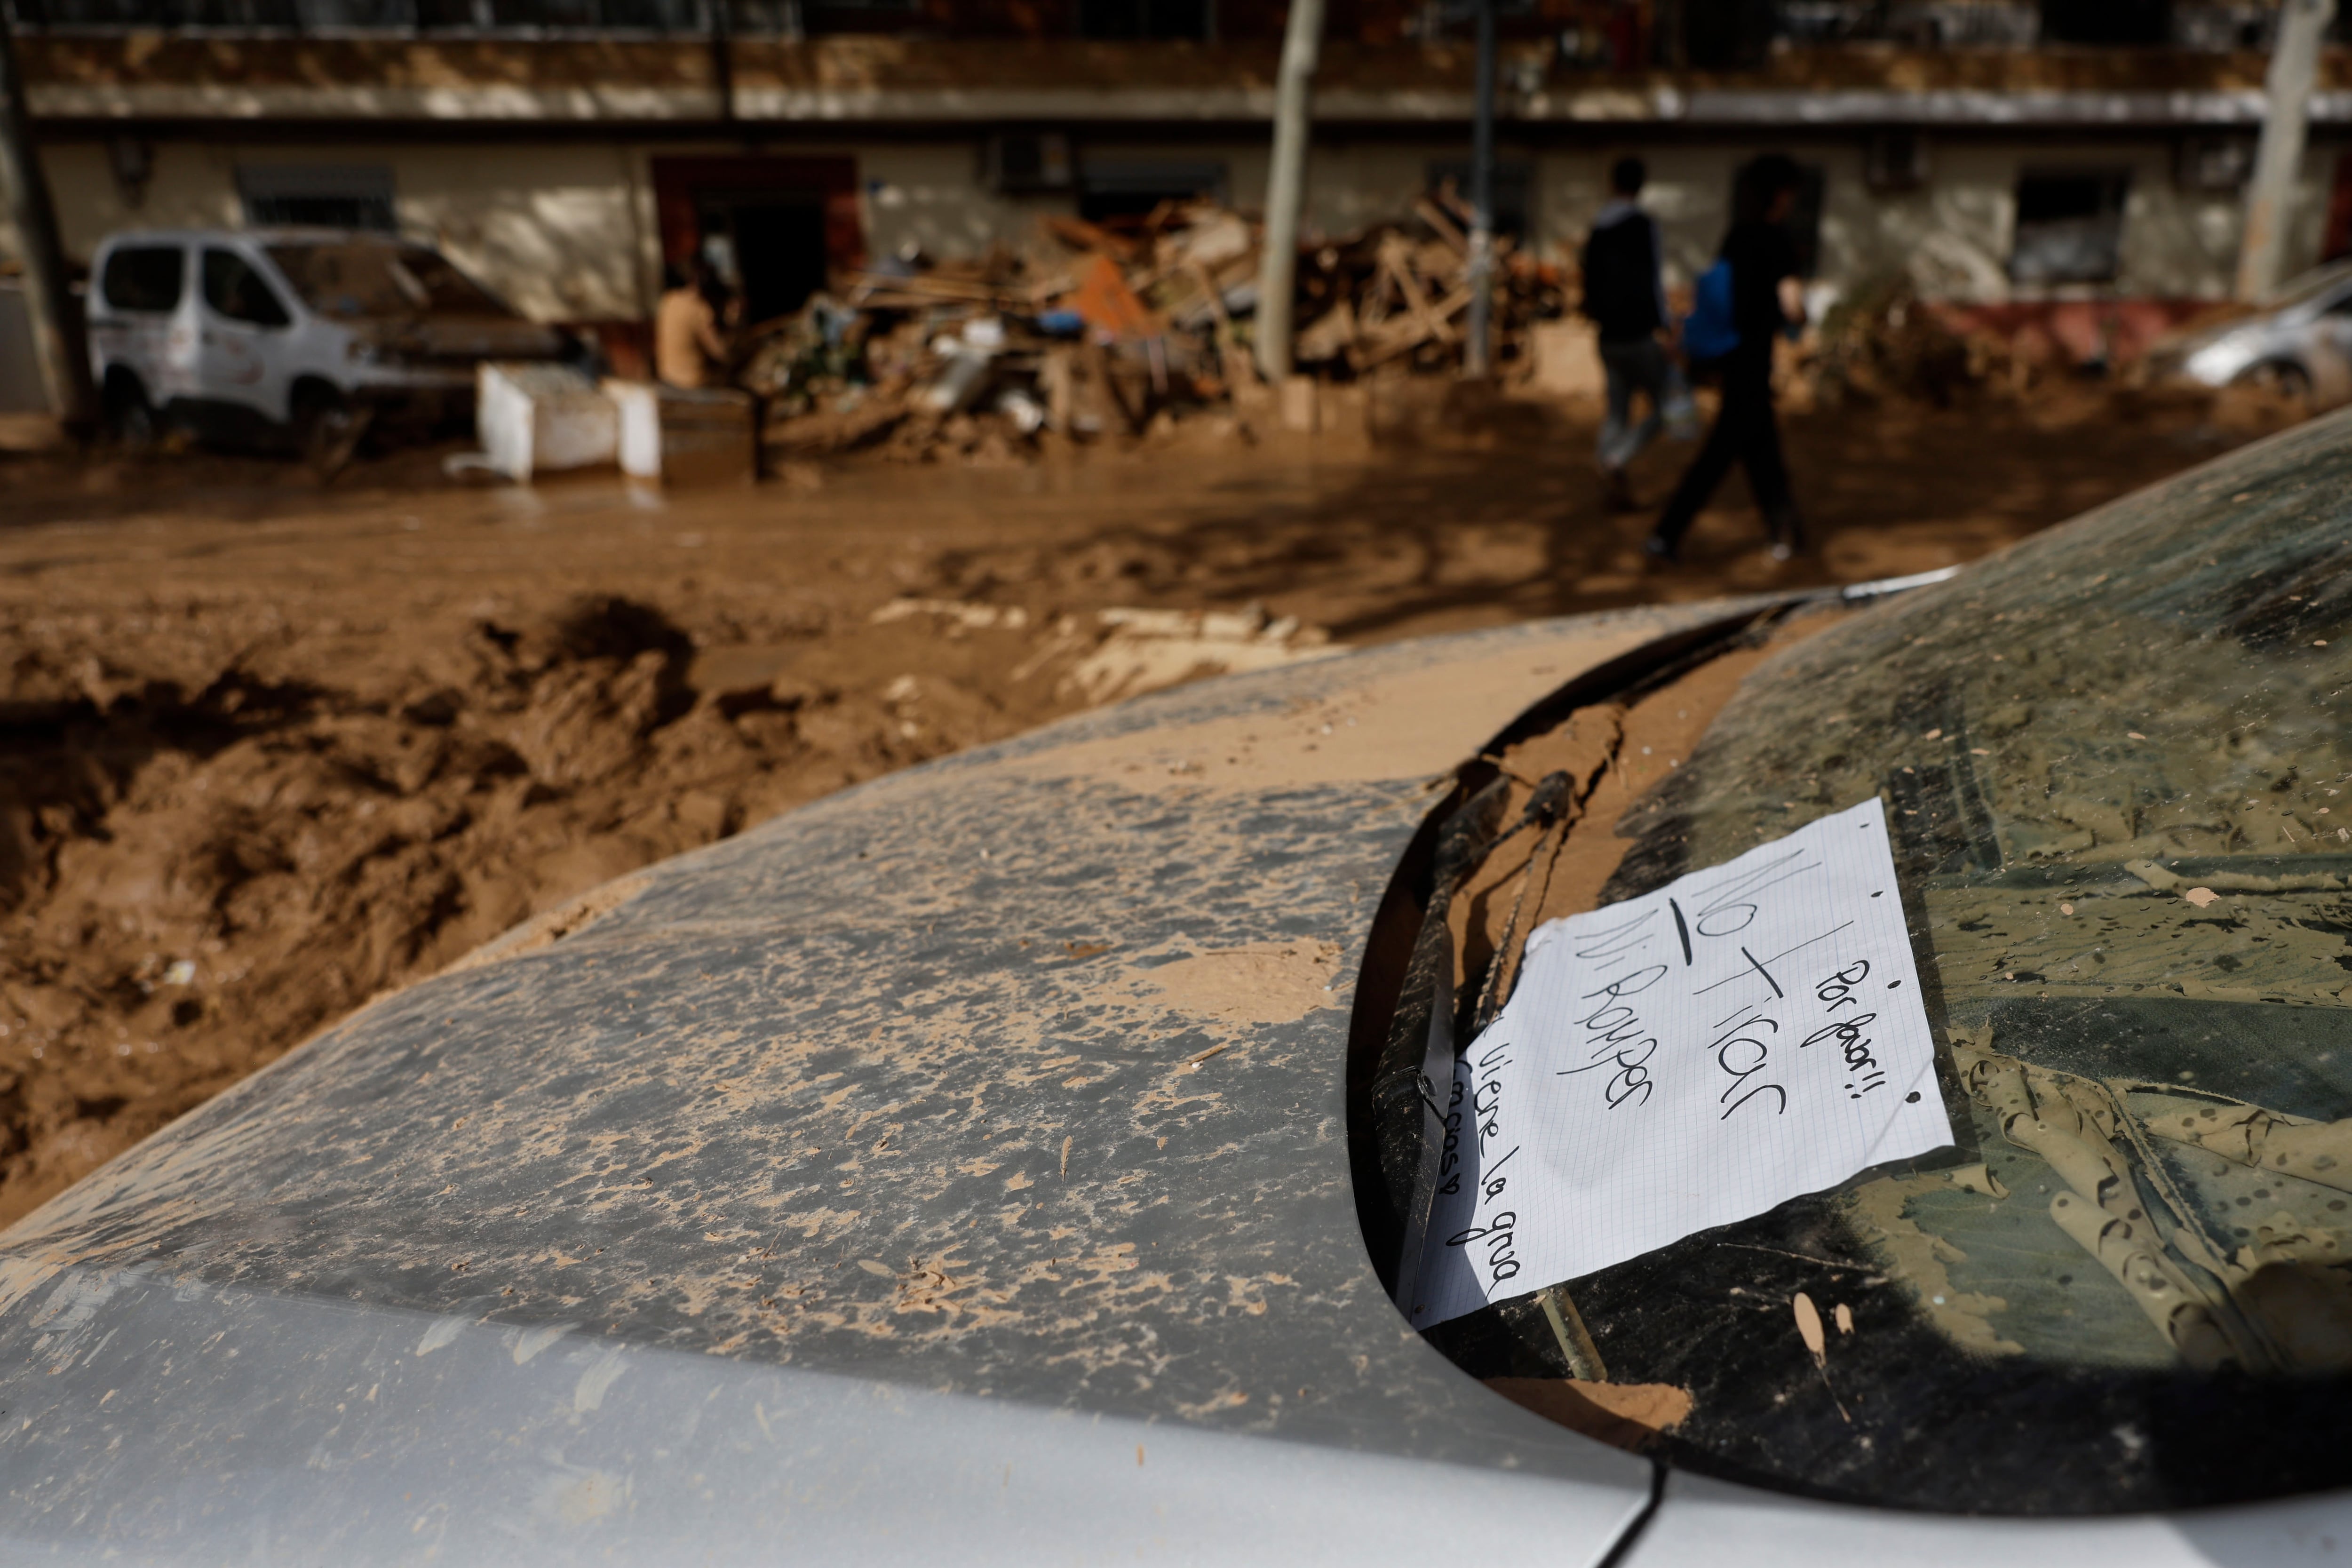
[477,361,619,480]
[608,379,664,479]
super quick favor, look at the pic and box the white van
[86,228,576,462]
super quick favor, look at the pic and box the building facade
[6,1,2351,365]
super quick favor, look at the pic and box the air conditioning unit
[2177,134,2256,191]
[1864,131,1928,192]
[984,133,1074,195]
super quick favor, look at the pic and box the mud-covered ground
[0,384,2289,1226]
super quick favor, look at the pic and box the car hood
[0,602,1764,1562]
[9,549,2350,1564]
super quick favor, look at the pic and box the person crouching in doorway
[1647,154,1808,565]
[656,257,733,390]
[1581,156,1694,511]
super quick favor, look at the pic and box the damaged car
[1,413,2350,1563]
[2147,257,2352,405]
[86,228,577,466]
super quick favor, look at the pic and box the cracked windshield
[1545,422,2352,1512]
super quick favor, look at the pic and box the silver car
[2,412,2350,1561]
[2149,258,2352,402]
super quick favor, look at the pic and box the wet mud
[0,388,2278,1226]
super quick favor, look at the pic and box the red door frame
[2326,152,2352,264]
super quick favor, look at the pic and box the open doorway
[696,193,831,327]
[651,157,861,331]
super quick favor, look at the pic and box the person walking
[1646,154,1807,565]
[1581,156,1693,510]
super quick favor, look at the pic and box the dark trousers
[1650,360,1799,554]
[1598,338,1678,470]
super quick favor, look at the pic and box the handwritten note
[1411,796,1952,1329]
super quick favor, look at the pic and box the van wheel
[103,374,157,452]
[293,384,369,476]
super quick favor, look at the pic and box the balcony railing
[0,0,2316,53]
[0,0,874,32]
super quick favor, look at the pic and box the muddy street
[0,388,2282,1226]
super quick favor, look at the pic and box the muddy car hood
[6,583,2346,1566]
[0,603,1742,1564]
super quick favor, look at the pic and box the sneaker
[1769,541,1795,563]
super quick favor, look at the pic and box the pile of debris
[1792,276,2310,435]
[1288,196,1565,376]
[731,194,1569,465]
[1800,274,1985,410]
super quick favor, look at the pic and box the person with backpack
[1580,156,1694,509]
[1647,153,1809,565]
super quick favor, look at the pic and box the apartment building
[5,0,2348,361]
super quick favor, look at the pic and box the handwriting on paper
[1411,796,1952,1328]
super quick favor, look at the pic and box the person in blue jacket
[1646,154,1807,565]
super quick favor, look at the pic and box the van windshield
[265,241,514,320]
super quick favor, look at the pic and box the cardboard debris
[1072,253,1161,340]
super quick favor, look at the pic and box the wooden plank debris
[730,196,1569,465]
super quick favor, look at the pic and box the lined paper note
[1411,796,1953,1329]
